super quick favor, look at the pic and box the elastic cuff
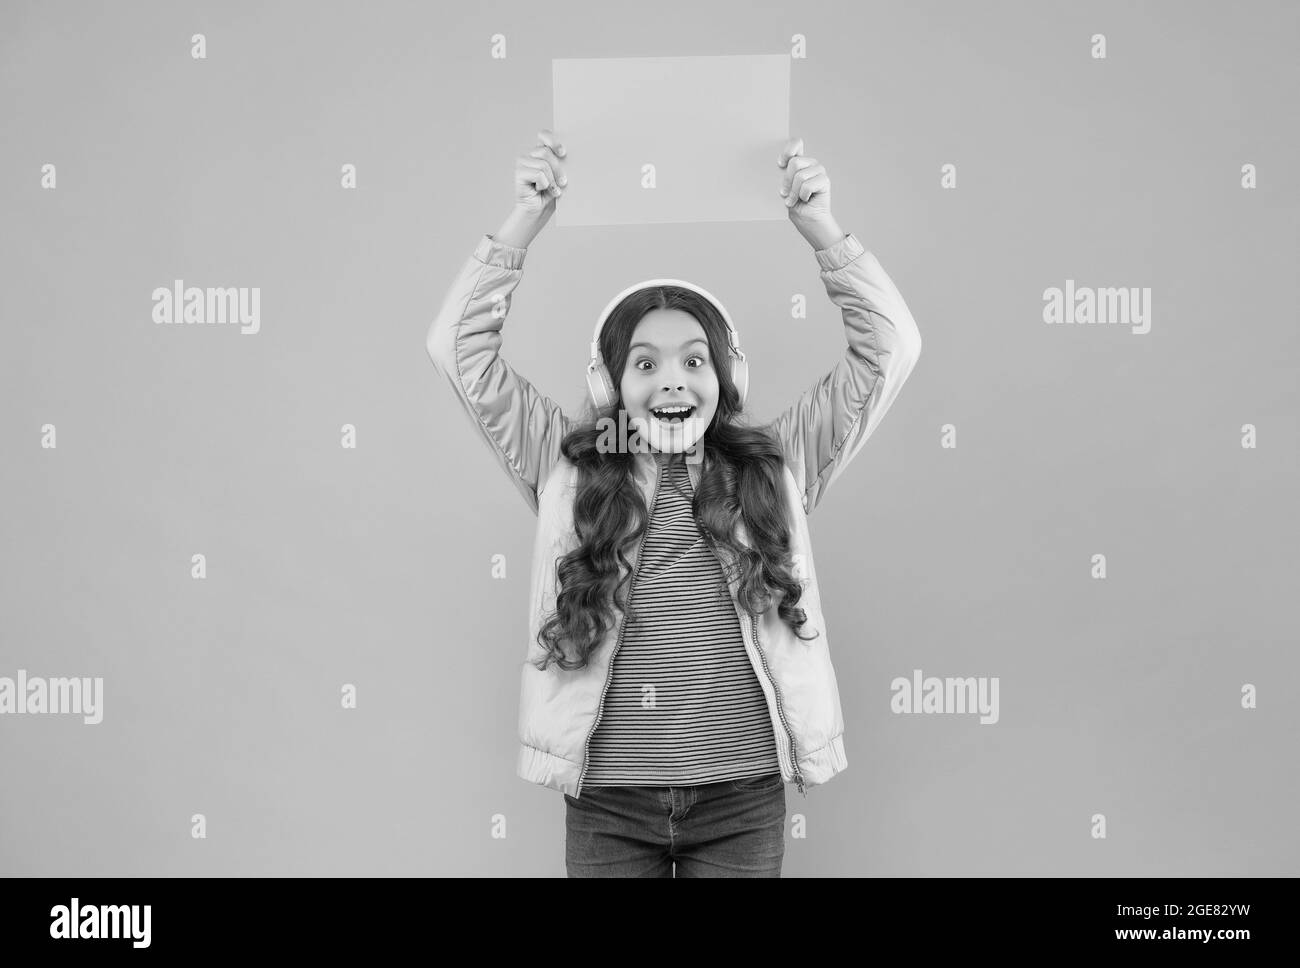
[814,232,865,272]
[475,233,528,270]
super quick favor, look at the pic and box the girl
[426,128,922,877]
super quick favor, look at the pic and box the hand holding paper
[777,136,844,249]
[778,136,832,222]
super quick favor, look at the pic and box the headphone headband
[587,278,745,371]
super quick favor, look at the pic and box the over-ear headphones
[586,279,749,410]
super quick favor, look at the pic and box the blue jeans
[563,772,786,877]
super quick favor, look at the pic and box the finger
[520,157,556,192]
[786,169,824,207]
[791,172,829,205]
[519,158,551,193]
[530,145,567,187]
[777,136,805,168]
[780,155,817,196]
[537,129,567,158]
[788,164,826,201]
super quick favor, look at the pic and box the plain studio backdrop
[1,0,1297,876]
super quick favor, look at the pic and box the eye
[636,355,707,371]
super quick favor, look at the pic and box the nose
[661,366,689,393]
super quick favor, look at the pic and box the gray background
[1,0,1296,877]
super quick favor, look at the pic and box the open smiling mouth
[649,405,697,424]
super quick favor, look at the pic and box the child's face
[619,309,719,455]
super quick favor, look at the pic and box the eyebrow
[629,338,710,353]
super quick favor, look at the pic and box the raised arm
[769,231,923,515]
[425,130,572,515]
[425,232,571,516]
[769,137,922,515]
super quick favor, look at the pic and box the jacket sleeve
[770,232,923,515]
[425,233,572,516]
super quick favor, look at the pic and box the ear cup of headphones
[586,363,617,411]
[730,355,749,408]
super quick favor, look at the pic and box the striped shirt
[582,451,781,786]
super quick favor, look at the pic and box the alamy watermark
[595,408,705,463]
[50,898,150,948]
[0,670,103,724]
[1043,279,1151,335]
[891,669,999,724]
[152,279,260,335]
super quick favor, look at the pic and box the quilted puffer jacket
[426,230,921,798]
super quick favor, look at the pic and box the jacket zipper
[750,612,807,798]
[574,463,663,799]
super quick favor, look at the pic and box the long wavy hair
[532,284,820,672]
